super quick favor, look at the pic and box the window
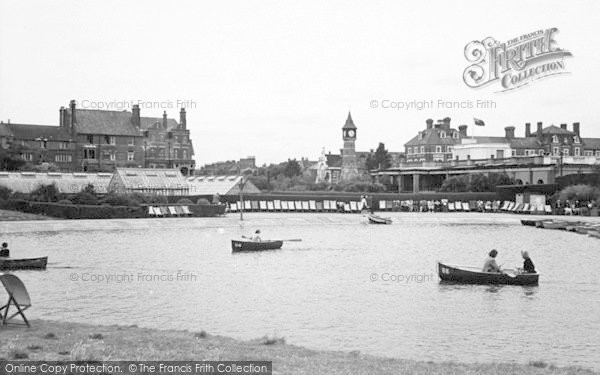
[420,146,425,154]
[110,153,116,161]
[182,150,187,159]
[55,154,72,163]
[407,147,412,154]
[128,137,135,146]
[439,131,446,139]
[596,151,600,157]
[584,151,593,156]
[539,149,544,155]
[83,149,95,159]
[552,135,559,143]
[553,147,559,155]
[452,132,459,139]
[524,150,529,156]
[574,136,580,143]
[563,148,569,156]
[418,132,423,140]
[447,146,453,153]
[574,148,581,156]
[87,135,94,144]
[105,136,116,145]
[511,150,516,156]
[127,151,134,161]
[23,153,33,161]
[59,142,69,150]
[435,146,442,153]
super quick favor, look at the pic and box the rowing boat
[520,219,538,226]
[539,220,568,230]
[368,214,392,225]
[0,256,48,271]
[231,239,283,252]
[437,262,539,286]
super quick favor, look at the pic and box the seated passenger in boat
[482,249,502,273]
[250,230,262,242]
[521,251,536,273]
[0,242,9,257]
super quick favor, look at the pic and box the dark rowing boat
[438,262,539,286]
[231,240,283,252]
[520,219,538,226]
[367,214,392,225]
[0,256,48,271]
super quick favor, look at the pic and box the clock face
[348,130,355,137]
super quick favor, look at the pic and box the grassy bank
[0,320,596,375]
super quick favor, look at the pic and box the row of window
[407,146,453,154]
[552,135,580,144]
[417,131,460,140]
[85,134,190,145]
[83,149,135,161]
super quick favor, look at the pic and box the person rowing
[250,230,262,242]
[482,249,502,273]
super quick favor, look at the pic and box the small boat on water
[520,219,539,227]
[231,239,283,252]
[438,262,539,286]
[589,230,600,239]
[0,256,48,271]
[539,220,568,230]
[367,214,392,225]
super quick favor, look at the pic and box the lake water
[2,213,600,370]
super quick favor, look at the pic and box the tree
[0,143,26,171]
[283,159,302,178]
[559,184,600,202]
[365,143,391,171]
[440,176,468,192]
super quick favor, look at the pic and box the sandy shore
[0,320,596,375]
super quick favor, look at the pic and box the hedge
[0,199,226,219]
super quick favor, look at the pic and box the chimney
[132,104,140,128]
[69,100,76,127]
[162,111,168,128]
[458,125,468,137]
[525,122,531,137]
[560,123,567,130]
[180,108,186,129]
[573,122,580,137]
[505,126,515,139]
[426,119,433,130]
[536,122,543,139]
[442,117,451,129]
[59,107,65,127]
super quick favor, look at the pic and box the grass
[0,320,597,375]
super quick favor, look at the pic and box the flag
[473,117,485,126]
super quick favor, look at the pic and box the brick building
[0,100,196,175]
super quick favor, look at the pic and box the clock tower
[340,111,359,181]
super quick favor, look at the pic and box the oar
[276,238,302,242]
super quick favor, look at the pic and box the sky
[1,0,599,166]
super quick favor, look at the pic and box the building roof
[326,154,342,168]
[111,168,188,191]
[0,171,112,194]
[531,125,574,136]
[0,123,72,141]
[74,109,141,136]
[140,117,179,130]
[342,112,357,129]
[186,175,261,195]
[582,138,600,149]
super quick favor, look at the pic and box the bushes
[57,199,73,205]
[3,200,145,219]
[197,198,210,205]
[558,184,600,202]
[177,198,194,205]
[71,192,98,205]
[101,193,141,207]
[0,186,12,200]
[30,183,61,202]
